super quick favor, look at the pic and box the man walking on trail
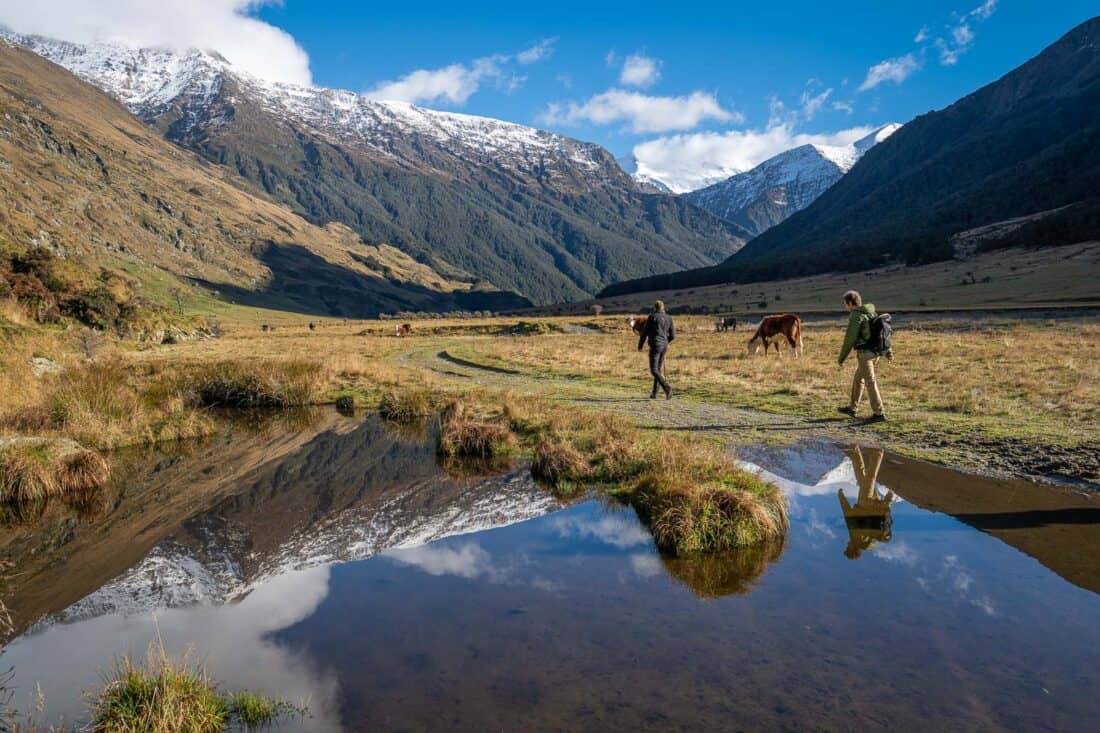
[837,290,889,422]
[638,300,675,399]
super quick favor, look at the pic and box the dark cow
[629,315,649,335]
[395,323,412,337]
[715,316,738,332]
[747,314,804,357]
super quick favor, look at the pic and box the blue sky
[2,1,1096,191]
[251,0,1096,188]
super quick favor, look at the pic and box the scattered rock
[29,356,63,377]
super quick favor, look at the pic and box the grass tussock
[437,399,517,459]
[0,437,110,504]
[379,388,434,423]
[91,643,298,733]
[189,360,323,408]
[639,443,788,554]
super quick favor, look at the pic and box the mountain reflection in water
[2,423,1099,731]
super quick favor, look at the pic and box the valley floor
[135,312,1100,483]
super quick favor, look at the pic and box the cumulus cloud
[540,89,738,134]
[914,26,930,43]
[517,37,557,65]
[384,542,498,580]
[0,0,312,85]
[631,123,882,193]
[366,39,557,106]
[858,53,921,92]
[620,53,662,87]
[366,56,506,105]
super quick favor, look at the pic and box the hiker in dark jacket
[638,300,675,399]
[837,290,889,422]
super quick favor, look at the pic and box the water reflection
[837,447,895,559]
[3,428,1099,731]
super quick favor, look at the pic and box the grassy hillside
[0,42,525,318]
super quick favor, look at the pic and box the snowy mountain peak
[0,30,615,182]
[683,123,900,237]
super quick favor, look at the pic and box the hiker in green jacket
[837,290,889,422]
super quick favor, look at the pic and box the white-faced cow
[395,323,412,337]
[747,314,804,357]
[629,315,649,336]
[716,316,737,332]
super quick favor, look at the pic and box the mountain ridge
[4,30,751,305]
[599,17,1100,298]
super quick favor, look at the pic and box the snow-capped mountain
[3,32,611,187]
[1,30,749,304]
[684,124,901,237]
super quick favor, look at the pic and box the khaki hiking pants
[849,351,885,416]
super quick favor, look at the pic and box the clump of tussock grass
[10,359,213,449]
[638,443,788,554]
[531,434,591,492]
[91,642,299,733]
[379,388,434,423]
[437,399,516,459]
[0,436,110,504]
[189,360,323,408]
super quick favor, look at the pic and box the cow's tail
[796,317,805,356]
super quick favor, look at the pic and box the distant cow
[395,323,412,337]
[716,316,738,332]
[747,314,803,357]
[629,315,649,335]
[308,322,316,331]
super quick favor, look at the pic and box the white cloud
[858,53,921,92]
[832,100,854,114]
[969,0,998,20]
[914,26,930,43]
[620,53,662,88]
[384,542,497,579]
[517,37,556,65]
[551,514,651,549]
[0,0,312,85]
[800,86,833,120]
[366,56,506,105]
[631,123,882,193]
[540,88,738,134]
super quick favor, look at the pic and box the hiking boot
[868,413,887,423]
[665,388,673,400]
[837,406,857,417]
[650,392,658,400]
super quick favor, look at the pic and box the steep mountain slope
[5,32,750,304]
[684,125,900,237]
[0,40,526,317]
[600,17,1100,297]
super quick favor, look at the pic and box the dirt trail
[399,344,1099,484]
[402,346,857,445]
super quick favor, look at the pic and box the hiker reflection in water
[837,445,895,559]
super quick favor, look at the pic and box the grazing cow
[715,316,738,332]
[629,315,649,335]
[747,314,804,357]
[308,322,316,331]
[395,323,412,337]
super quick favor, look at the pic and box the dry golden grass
[468,316,1100,446]
[437,399,517,459]
[0,437,110,504]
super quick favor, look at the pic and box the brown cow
[629,315,649,335]
[395,323,412,337]
[747,314,804,357]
